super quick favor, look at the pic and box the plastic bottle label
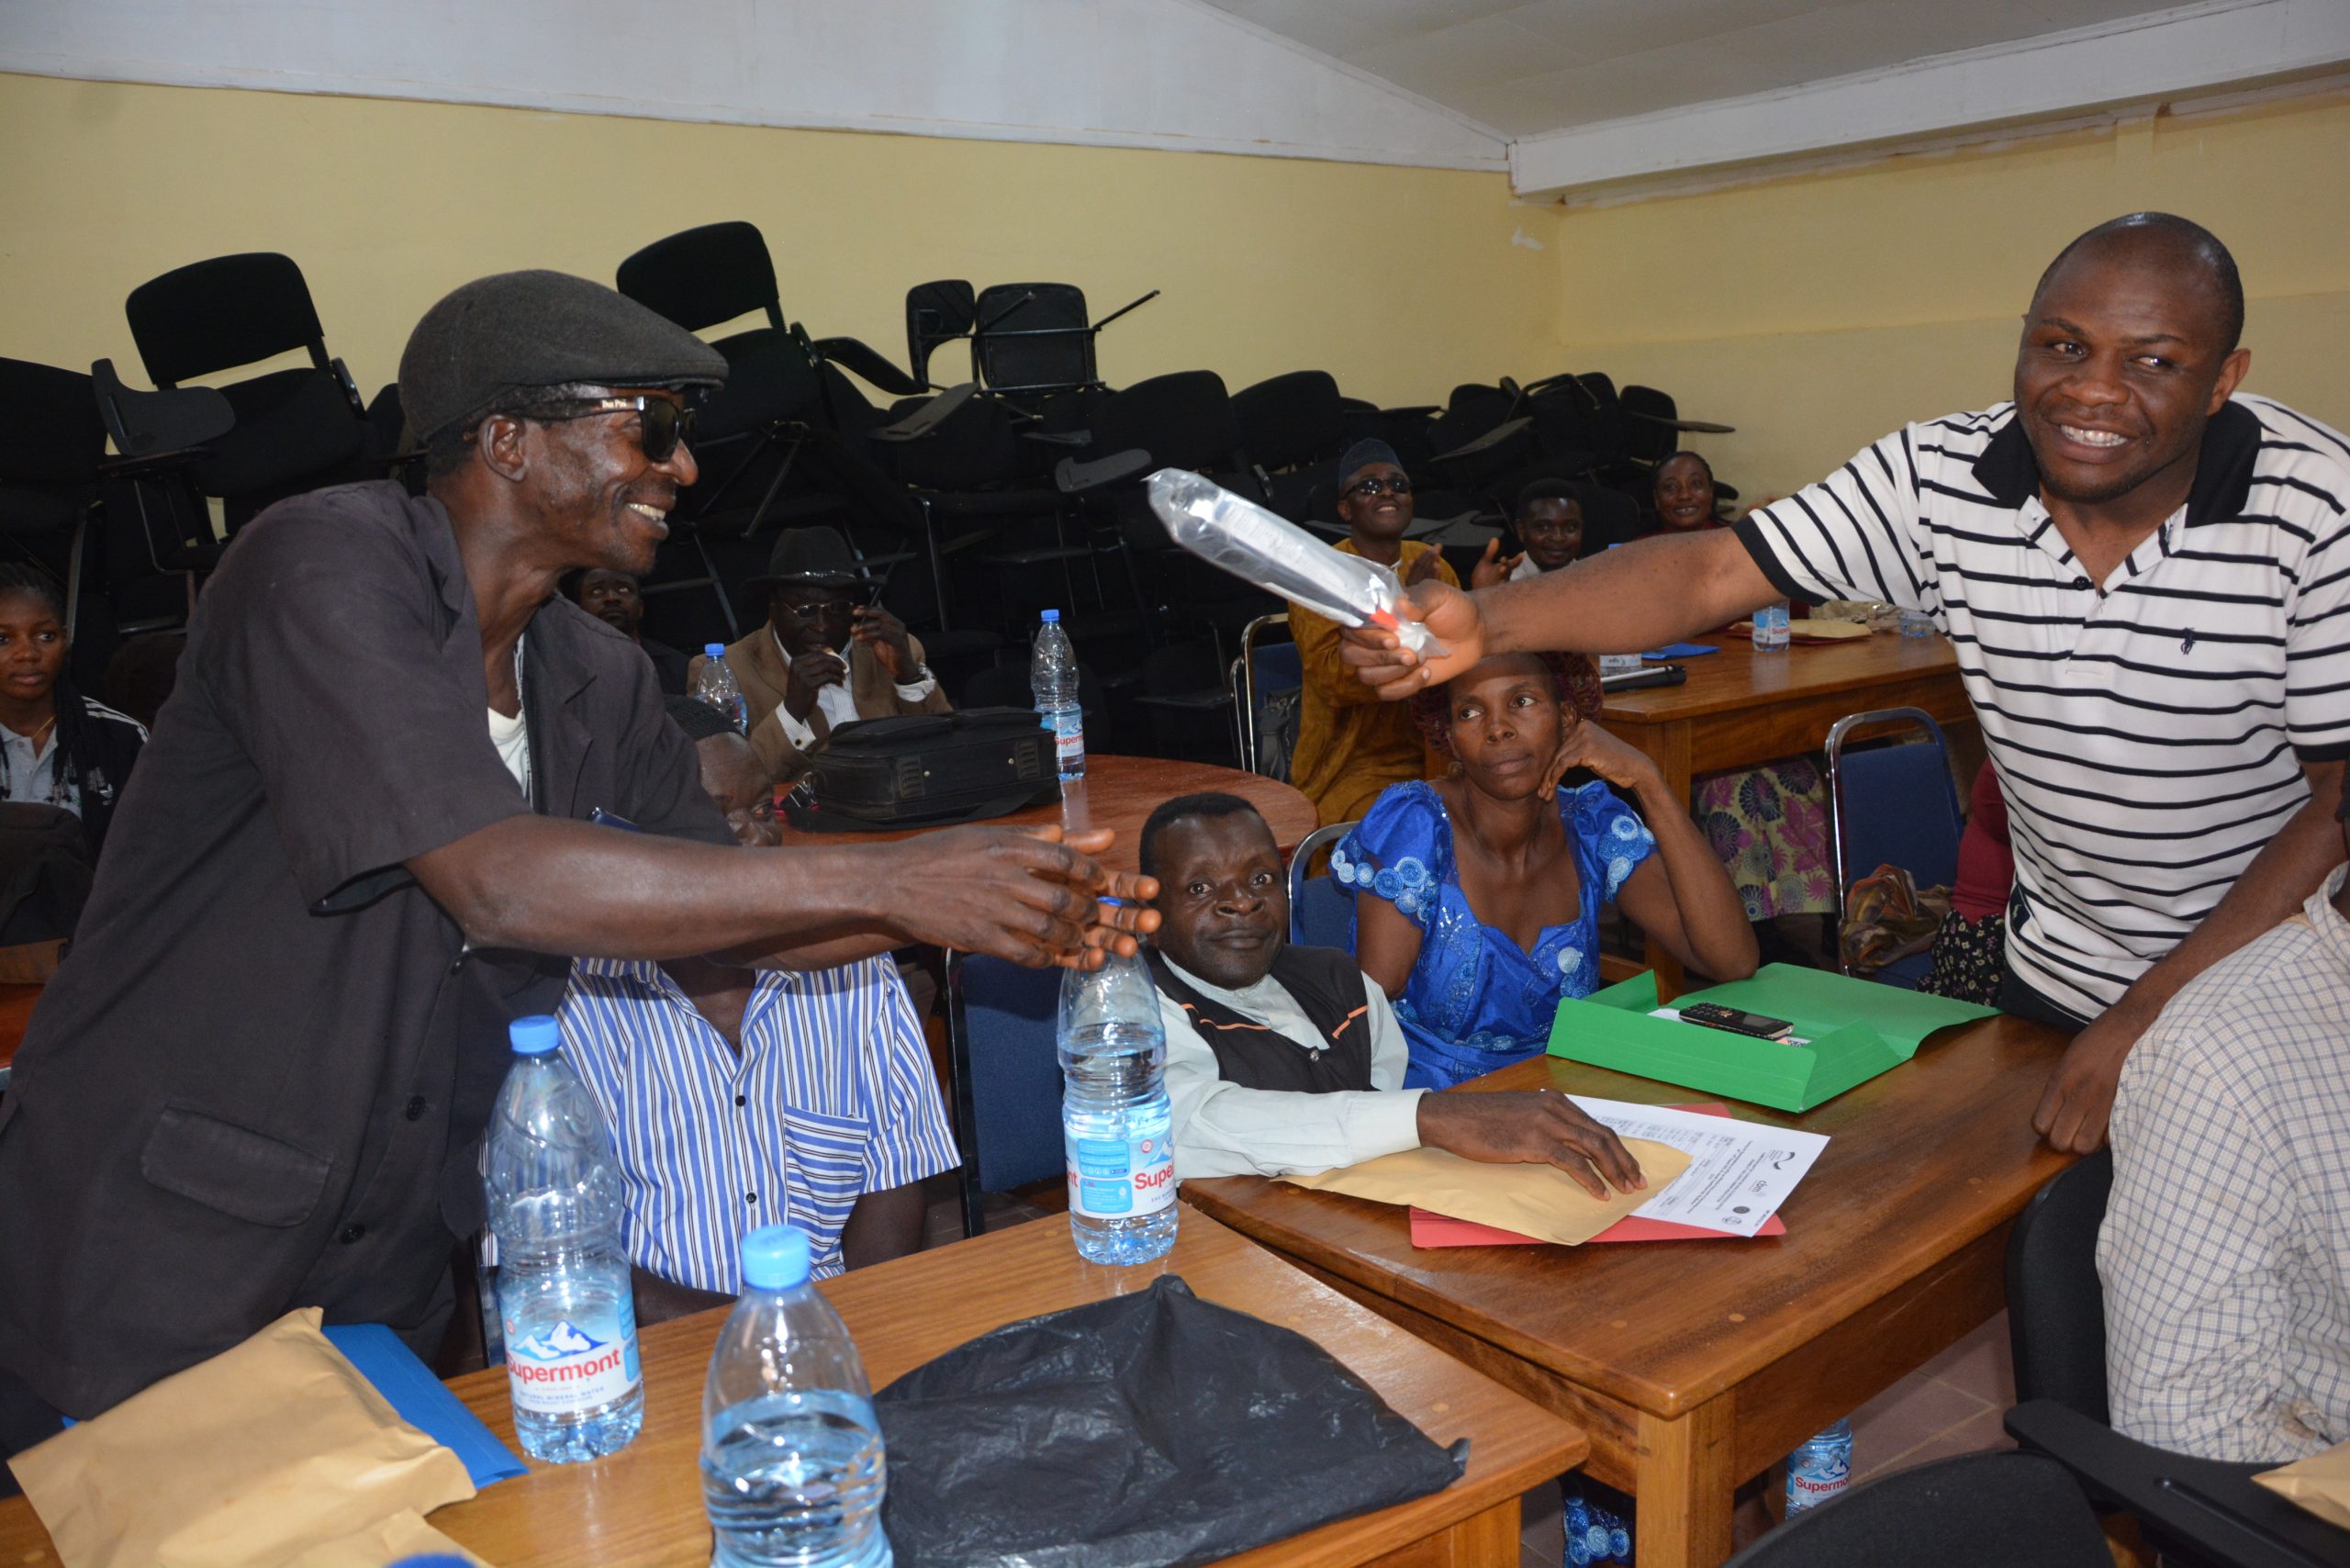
[1785,1448,1851,1513]
[1067,1130,1173,1218]
[1045,709,1084,772]
[503,1302,643,1417]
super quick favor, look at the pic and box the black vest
[1149,946,1375,1093]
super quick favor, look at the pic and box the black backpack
[789,707,1058,830]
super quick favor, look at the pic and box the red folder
[1407,1103,1787,1248]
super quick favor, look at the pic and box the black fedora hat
[745,527,872,592]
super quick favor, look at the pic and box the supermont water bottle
[1753,599,1792,652]
[1029,610,1085,781]
[702,1226,891,1568]
[1058,948,1177,1265]
[1785,1418,1854,1515]
[695,644,750,732]
[485,1014,644,1463]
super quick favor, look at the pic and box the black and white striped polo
[1737,395,2350,1019]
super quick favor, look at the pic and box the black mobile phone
[1677,1001,1795,1040]
[1599,663,1687,692]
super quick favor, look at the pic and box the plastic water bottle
[485,1014,644,1463]
[1785,1418,1853,1515]
[1753,599,1791,652]
[702,1226,891,1568]
[696,643,749,732]
[1058,948,1176,1265]
[1030,610,1084,781]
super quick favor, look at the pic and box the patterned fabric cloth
[1920,911,2006,1006]
[1338,778,1657,1090]
[557,956,959,1292]
[1691,758,1834,920]
[1840,863,1951,975]
[2098,868,2350,1462]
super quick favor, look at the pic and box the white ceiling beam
[1509,0,2350,200]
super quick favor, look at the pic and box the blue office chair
[1288,820,1360,952]
[945,952,1066,1238]
[1229,611,1303,777]
[1824,707,1964,991]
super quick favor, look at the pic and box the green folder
[1546,963,1999,1111]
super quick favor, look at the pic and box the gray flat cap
[399,269,729,444]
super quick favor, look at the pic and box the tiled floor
[1516,1314,2017,1566]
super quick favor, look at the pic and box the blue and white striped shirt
[557,956,958,1292]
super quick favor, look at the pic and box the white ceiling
[1194,0,2223,136]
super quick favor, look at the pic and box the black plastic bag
[873,1274,1466,1568]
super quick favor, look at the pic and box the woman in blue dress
[1338,651,1757,1090]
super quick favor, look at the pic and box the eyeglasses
[1345,475,1413,499]
[777,595,868,620]
[512,396,697,462]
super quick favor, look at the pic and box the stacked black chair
[123,252,375,533]
[970,282,1159,409]
[2002,1152,2344,1568]
[1231,370,1344,523]
[0,359,108,606]
[85,358,235,631]
[905,280,977,388]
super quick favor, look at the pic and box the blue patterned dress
[1337,779,1658,1090]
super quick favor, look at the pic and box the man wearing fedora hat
[691,527,952,790]
[0,270,1147,1447]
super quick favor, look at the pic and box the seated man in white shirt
[1139,791,1643,1195]
[687,527,950,789]
[2097,787,2350,1463]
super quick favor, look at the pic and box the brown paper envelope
[2255,1437,2350,1531]
[8,1306,476,1568]
[1281,1137,1693,1245]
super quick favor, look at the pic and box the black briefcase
[789,707,1058,830]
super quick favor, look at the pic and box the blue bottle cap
[741,1225,812,1290]
[704,643,726,656]
[509,1014,560,1055]
[1039,609,1060,623]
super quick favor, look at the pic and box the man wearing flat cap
[689,527,952,790]
[0,270,1149,1451]
[1288,440,1460,825]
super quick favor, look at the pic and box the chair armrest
[813,337,928,398]
[1627,410,1737,433]
[2003,1401,2346,1568]
[1430,415,1533,463]
[1055,449,1152,494]
[869,382,976,442]
[1022,431,1092,448]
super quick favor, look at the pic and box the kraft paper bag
[2255,1437,2350,1531]
[7,1307,479,1568]
[1282,1137,1692,1246]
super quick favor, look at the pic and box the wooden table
[0,1210,1583,1566]
[777,754,1321,874]
[1599,632,1975,992]
[1187,1014,2075,1568]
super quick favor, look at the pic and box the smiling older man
[0,271,1150,1453]
[1340,213,2350,1155]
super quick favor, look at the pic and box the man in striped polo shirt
[1342,213,2350,1154]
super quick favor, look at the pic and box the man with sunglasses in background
[1288,439,1460,825]
[691,527,951,792]
[0,270,1148,1458]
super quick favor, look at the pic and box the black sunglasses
[778,591,875,620]
[514,396,697,462]
[1345,474,1413,499]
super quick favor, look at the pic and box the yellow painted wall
[0,72,1560,409]
[1553,93,2350,504]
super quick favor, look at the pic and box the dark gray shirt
[0,481,731,1417]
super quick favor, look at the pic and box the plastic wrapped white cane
[1145,468,1447,658]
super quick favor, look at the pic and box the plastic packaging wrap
[1146,468,1447,657]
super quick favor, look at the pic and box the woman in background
[1343,650,1756,1089]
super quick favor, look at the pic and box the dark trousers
[0,1360,63,1497]
[1999,966,2089,1036]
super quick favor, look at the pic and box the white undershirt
[487,705,529,793]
